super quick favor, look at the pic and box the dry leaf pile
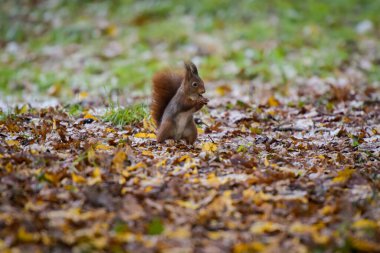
[1,82,380,253]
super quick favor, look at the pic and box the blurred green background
[1,0,379,102]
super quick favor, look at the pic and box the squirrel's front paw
[199,96,209,105]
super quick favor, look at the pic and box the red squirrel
[151,61,209,144]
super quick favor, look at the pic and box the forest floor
[1,1,380,252]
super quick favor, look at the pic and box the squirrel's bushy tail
[151,70,183,126]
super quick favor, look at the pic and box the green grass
[0,0,379,101]
[0,109,12,121]
[66,104,84,117]
[102,103,148,127]
[0,104,30,121]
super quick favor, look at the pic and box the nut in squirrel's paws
[198,94,209,104]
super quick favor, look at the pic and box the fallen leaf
[6,140,19,146]
[147,218,164,235]
[156,159,167,167]
[104,24,118,37]
[216,85,232,96]
[122,162,146,175]
[72,173,86,184]
[233,242,266,253]
[17,227,40,242]
[250,221,282,234]
[142,150,154,158]
[84,113,98,121]
[350,236,380,252]
[332,167,355,183]
[134,132,156,138]
[352,219,378,230]
[112,149,127,170]
[78,91,88,100]
[88,167,102,185]
[95,144,112,151]
[202,142,218,152]
[268,95,280,107]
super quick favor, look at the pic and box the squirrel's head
[183,61,205,95]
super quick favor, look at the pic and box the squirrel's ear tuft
[184,61,198,76]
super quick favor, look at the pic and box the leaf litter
[1,78,379,253]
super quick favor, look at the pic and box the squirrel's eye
[192,82,198,87]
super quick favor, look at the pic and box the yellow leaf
[72,173,86,184]
[317,154,326,160]
[215,85,232,96]
[233,242,266,253]
[0,154,3,158]
[177,200,199,210]
[144,186,153,193]
[112,149,126,170]
[311,230,329,245]
[41,232,52,245]
[250,221,281,234]
[18,227,39,242]
[197,127,204,134]
[178,155,191,163]
[264,157,270,167]
[289,222,329,245]
[18,104,29,114]
[119,176,126,184]
[93,236,108,249]
[142,150,154,158]
[350,236,380,252]
[6,140,19,146]
[202,142,218,152]
[164,226,191,239]
[143,117,156,131]
[104,24,118,37]
[206,173,220,187]
[352,219,378,230]
[65,184,77,191]
[5,162,12,172]
[191,177,200,183]
[178,155,191,162]
[92,167,101,178]
[47,83,61,97]
[332,167,355,183]
[84,113,98,121]
[156,159,167,167]
[268,95,280,107]
[78,91,88,100]
[24,200,46,212]
[87,146,95,163]
[44,172,61,184]
[105,127,115,133]
[123,162,146,174]
[319,205,335,215]
[208,231,223,240]
[250,126,262,134]
[95,144,112,151]
[134,132,156,138]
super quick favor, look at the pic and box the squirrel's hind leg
[183,120,197,144]
[157,120,175,143]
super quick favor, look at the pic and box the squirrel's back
[151,70,183,126]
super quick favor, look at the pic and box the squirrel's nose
[199,88,205,94]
